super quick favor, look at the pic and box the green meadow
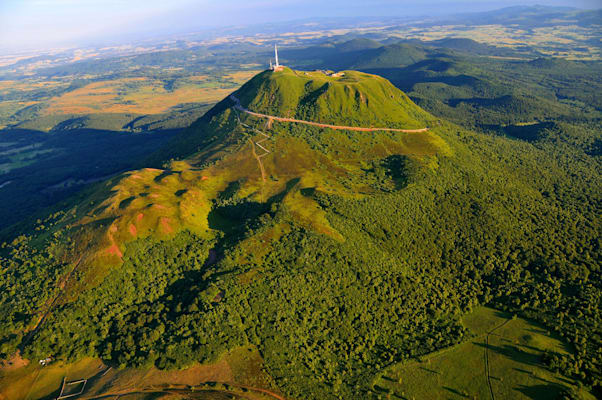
[373,307,594,400]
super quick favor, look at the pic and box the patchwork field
[43,73,261,116]
[389,24,601,60]
[0,69,262,130]
[372,307,593,400]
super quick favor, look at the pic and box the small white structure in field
[39,356,52,366]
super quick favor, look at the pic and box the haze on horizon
[0,0,600,53]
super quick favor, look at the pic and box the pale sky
[0,0,599,52]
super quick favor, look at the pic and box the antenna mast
[270,44,283,71]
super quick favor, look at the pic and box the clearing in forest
[372,307,594,400]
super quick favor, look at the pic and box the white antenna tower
[270,44,283,71]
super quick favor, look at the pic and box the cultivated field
[43,73,261,116]
[0,70,261,129]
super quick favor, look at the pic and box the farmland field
[42,74,261,116]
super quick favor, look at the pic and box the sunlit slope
[234,67,433,129]
[20,68,447,281]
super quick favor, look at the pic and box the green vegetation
[373,307,594,399]
[235,68,432,129]
[0,64,599,400]
[1,10,601,397]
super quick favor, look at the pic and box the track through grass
[372,307,593,400]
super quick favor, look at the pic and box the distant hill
[446,5,602,28]
[285,40,449,71]
[334,37,383,52]
[422,37,519,57]
[348,43,433,69]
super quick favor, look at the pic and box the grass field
[0,346,281,400]
[371,307,594,400]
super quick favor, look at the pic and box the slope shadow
[208,177,301,244]
[0,127,180,234]
[515,384,566,400]
[474,342,543,368]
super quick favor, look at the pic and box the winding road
[229,95,428,133]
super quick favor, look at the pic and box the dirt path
[229,95,428,133]
[234,107,270,191]
[248,138,267,182]
[19,256,84,351]
[79,382,287,400]
[484,318,512,400]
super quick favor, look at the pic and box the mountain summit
[232,67,431,129]
[61,68,444,268]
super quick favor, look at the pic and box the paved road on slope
[229,95,428,133]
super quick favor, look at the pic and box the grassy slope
[51,68,443,275]
[236,68,433,129]
[373,307,594,400]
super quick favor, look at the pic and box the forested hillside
[0,65,600,399]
